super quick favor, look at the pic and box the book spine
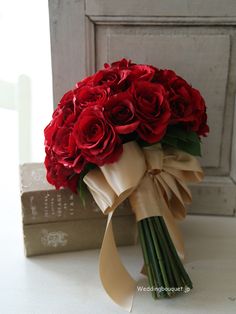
[22,188,132,225]
[23,215,137,257]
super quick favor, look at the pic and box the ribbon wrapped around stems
[83,141,203,311]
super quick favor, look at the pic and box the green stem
[159,217,193,289]
[138,222,158,299]
[148,218,172,297]
[152,218,175,292]
[154,217,184,288]
[142,219,166,297]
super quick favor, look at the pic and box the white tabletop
[1,175,236,314]
[0,131,235,313]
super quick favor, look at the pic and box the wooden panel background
[49,0,236,216]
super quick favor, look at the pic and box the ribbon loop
[100,141,146,196]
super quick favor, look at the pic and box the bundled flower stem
[138,216,192,298]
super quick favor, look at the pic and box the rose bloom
[91,67,131,93]
[57,89,75,109]
[75,74,95,89]
[103,91,139,135]
[73,106,123,165]
[44,91,78,148]
[73,85,109,111]
[44,150,80,192]
[105,58,135,69]
[128,64,157,82]
[132,81,171,143]
[156,69,209,136]
[47,125,86,172]
[103,59,158,89]
[44,91,86,177]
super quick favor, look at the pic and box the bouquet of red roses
[44,58,209,310]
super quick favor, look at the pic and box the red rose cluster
[44,58,209,191]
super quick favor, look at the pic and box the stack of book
[20,163,137,257]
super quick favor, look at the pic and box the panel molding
[87,16,236,26]
[189,176,236,216]
[86,0,236,17]
[85,17,96,75]
[230,96,236,183]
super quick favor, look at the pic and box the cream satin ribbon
[83,141,203,311]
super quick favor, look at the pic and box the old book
[20,163,137,257]
[23,215,136,256]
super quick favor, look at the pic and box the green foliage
[161,126,201,156]
[138,126,201,156]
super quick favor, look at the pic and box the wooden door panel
[49,0,236,215]
[96,27,231,170]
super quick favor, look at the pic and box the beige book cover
[20,163,137,257]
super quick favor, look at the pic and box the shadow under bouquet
[44,58,209,310]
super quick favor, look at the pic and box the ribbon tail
[84,142,147,311]
[99,210,136,311]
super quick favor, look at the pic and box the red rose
[52,90,79,125]
[75,74,95,89]
[73,85,108,111]
[155,69,177,86]
[58,90,74,109]
[44,121,86,172]
[44,113,70,149]
[73,107,123,165]
[51,126,86,172]
[103,60,158,87]
[128,64,157,82]
[44,94,77,149]
[197,112,209,136]
[105,58,135,69]
[92,68,130,92]
[132,81,171,143]
[103,91,139,135]
[44,151,79,192]
[44,96,86,176]
[156,69,209,136]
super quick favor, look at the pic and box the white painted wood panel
[189,176,236,215]
[96,31,230,168]
[49,0,86,105]
[49,0,236,216]
[86,0,236,17]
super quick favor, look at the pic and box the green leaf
[177,140,201,156]
[161,126,201,156]
[165,126,188,141]
[185,131,200,143]
[165,126,200,144]
[161,136,179,148]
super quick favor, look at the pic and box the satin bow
[83,141,203,311]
